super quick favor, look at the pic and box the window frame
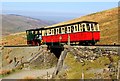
[61,27,65,34]
[56,28,59,34]
[67,26,71,33]
[73,24,78,32]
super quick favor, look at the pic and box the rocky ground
[0,46,120,79]
[55,46,120,79]
[0,46,57,79]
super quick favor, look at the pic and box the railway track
[0,44,120,48]
[0,45,38,47]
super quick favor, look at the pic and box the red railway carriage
[42,21,100,45]
[26,21,100,46]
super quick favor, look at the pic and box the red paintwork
[42,31,100,43]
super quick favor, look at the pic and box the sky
[1,2,118,22]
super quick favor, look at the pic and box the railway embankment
[1,45,120,79]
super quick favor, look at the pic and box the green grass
[59,53,119,79]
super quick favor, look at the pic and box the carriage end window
[95,24,100,31]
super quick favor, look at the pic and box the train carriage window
[94,24,97,31]
[34,31,35,34]
[92,24,96,31]
[59,28,61,34]
[65,27,67,33]
[56,28,59,34]
[95,23,100,31]
[54,29,56,35]
[74,24,78,32]
[61,27,65,34]
[32,31,35,34]
[44,30,47,36]
[51,29,54,35]
[46,30,48,35]
[81,23,87,32]
[47,29,50,35]
[30,31,33,34]
[82,24,86,32]
[97,24,100,31]
[79,24,83,32]
[86,24,91,31]
[91,24,95,31]
[71,26,74,33]
[35,31,38,34]
[37,30,39,34]
[39,30,41,33]
[67,26,71,33]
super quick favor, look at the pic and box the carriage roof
[26,21,98,31]
[26,28,45,31]
[45,21,98,29]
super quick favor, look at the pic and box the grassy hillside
[2,14,54,36]
[2,7,119,45]
[1,32,26,45]
[56,52,119,79]
[50,7,119,45]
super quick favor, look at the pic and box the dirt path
[3,67,55,79]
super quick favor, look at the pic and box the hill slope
[2,7,119,45]
[2,14,54,36]
[50,7,119,45]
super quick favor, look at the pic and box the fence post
[68,34,70,46]
[117,60,120,79]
